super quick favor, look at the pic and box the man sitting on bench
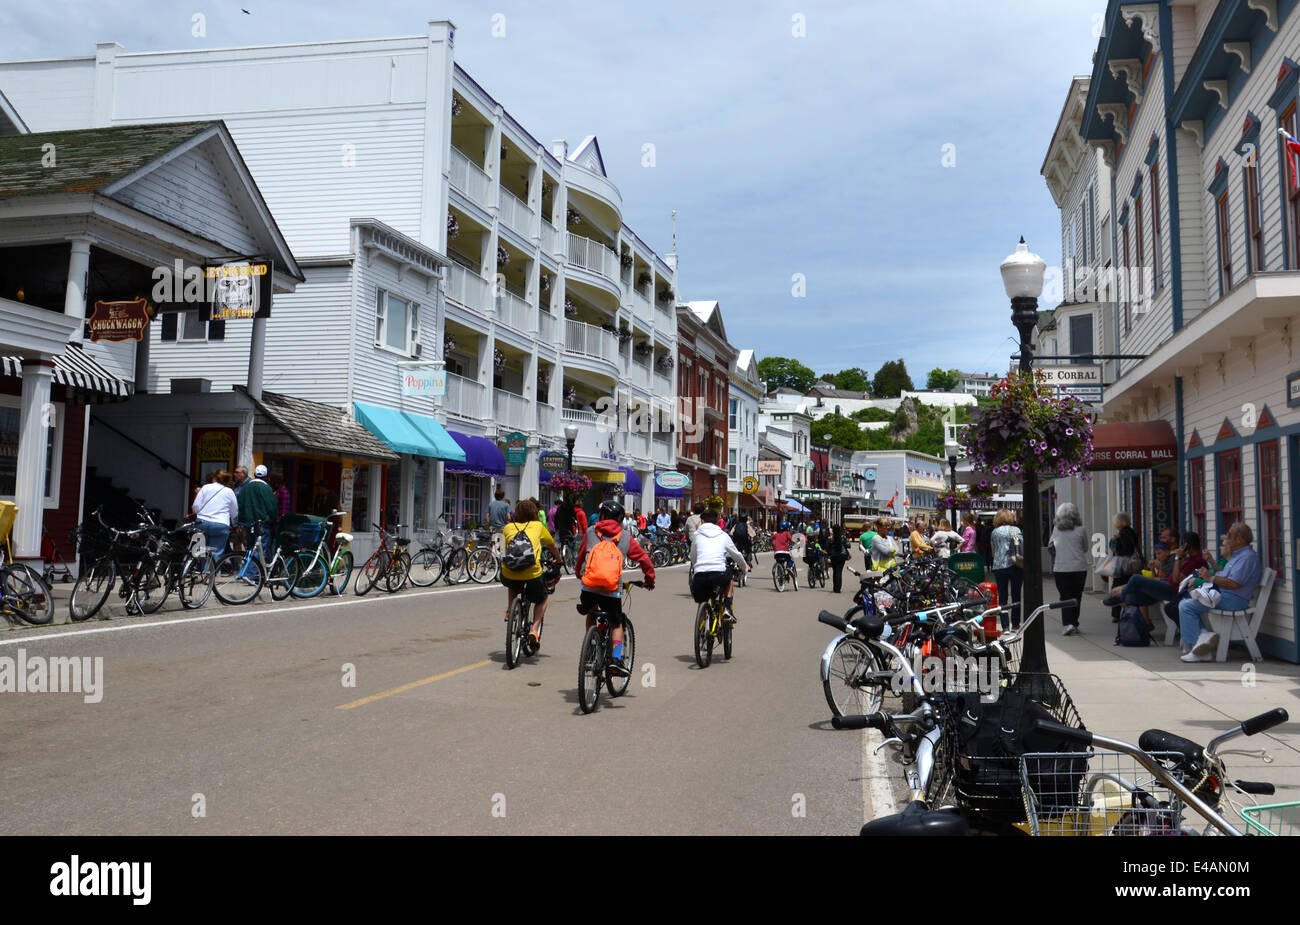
[1177,522,1262,663]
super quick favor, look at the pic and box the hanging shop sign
[756,460,782,476]
[504,432,527,467]
[539,452,567,473]
[200,259,274,321]
[586,470,626,484]
[400,363,447,397]
[339,467,355,511]
[655,471,690,490]
[742,476,758,494]
[87,298,152,343]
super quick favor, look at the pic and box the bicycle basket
[298,521,330,547]
[1020,750,1187,836]
[1240,801,1300,836]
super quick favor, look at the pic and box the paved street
[1,553,882,835]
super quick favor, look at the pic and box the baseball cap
[1153,542,1167,550]
[254,464,268,478]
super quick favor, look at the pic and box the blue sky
[3,0,1105,383]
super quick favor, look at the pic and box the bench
[1160,567,1276,661]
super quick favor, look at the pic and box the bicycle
[504,564,562,669]
[466,528,500,584]
[284,511,352,598]
[0,562,54,626]
[355,523,411,595]
[771,554,798,592]
[806,553,827,589]
[693,571,736,668]
[69,508,170,620]
[139,513,216,612]
[577,580,641,714]
[212,519,300,605]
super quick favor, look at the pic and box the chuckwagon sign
[87,298,152,343]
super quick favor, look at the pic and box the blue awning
[785,499,810,513]
[446,431,506,478]
[619,467,642,494]
[353,402,466,461]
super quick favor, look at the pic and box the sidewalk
[1037,581,1300,801]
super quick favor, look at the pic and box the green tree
[871,359,914,398]
[850,407,894,423]
[814,413,868,451]
[758,356,816,393]
[829,367,871,392]
[926,367,961,391]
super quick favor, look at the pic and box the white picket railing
[564,320,620,366]
[445,263,493,316]
[631,356,652,390]
[566,233,620,284]
[449,147,493,211]
[561,407,598,424]
[536,402,557,435]
[493,390,530,431]
[496,289,536,333]
[538,309,558,342]
[498,187,535,239]
[445,373,486,419]
[540,220,558,256]
[632,288,653,318]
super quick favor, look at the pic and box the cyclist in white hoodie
[689,510,751,623]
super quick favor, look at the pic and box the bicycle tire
[212,552,265,605]
[577,625,603,713]
[354,549,385,595]
[178,555,215,610]
[468,547,498,584]
[723,618,734,660]
[384,550,411,593]
[823,637,889,718]
[606,617,634,697]
[443,547,469,585]
[562,543,576,573]
[505,595,525,669]
[694,602,713,669]
[267,555,295,601]
[328,550,354,596]
[133,560,169,614]
[772,565,784,592]
[406,547,444,587]
[651,547,668,569]
[2,564,54,625]
[291,550,329,599]
[69,557,114,622]
[817,568,826,589]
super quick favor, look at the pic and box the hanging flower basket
[539,274,551,294]
[549,471,592,503]
[960,370,1094,485]
[634,342,653,357]
[541,181,553,198]
[566,208,582,226]
[451,97,462,116]
[703,494,726,513]
[655,354,674,373]
[637,271,653,288]
[537,368,552,391]
[496,245,510,269]
[600,323,619,337]
[446,211,459,239]
[564,385,578,406]
[936,492,972,511]
[493,348,507,372]
[564,298,578,318]
[621,252,634,270]
[443,332,456,355]
[656,286,675,304]
[617,328,633,344]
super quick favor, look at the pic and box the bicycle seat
[1138,729,1203,764]
[859,800,970,836]
[396,537,411,546]
[849,612,886,639]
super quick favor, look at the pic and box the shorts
[774,552,793,567]
[577,589,623,626]
[502,575,548,605]
[691,569,731,604]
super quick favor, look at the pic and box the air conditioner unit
[412,341,424,358]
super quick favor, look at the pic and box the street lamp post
[1001,237,1048,674]
[564,423,578,473]
[944,437,960,530]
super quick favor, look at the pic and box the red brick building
[675,302,738,510]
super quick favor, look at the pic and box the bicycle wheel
[178,555,215,610]
[291,551,328,599]
[354,549,385,596]
[212,552,265,605]
[772,565,785,592]
[2,564,54,625]
[384,550,411,593]
[406,547,444,587]
[69,557,114,622]
[469,547,499,584]
[327,550,354,596]
[267,555,295,601]
[817,567,827,589]
[606,617,635,697]
[723,617,734,661]
[577,625,603,713]
[823,637,890,718]
[651,547,668,569]
[694,602,713,669]
[505,595,525,669]
[443,547,469,585]
[133,561,169,614]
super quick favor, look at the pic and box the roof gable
[0,89,28,135]
[569,135,607,177]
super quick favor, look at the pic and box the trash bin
[948,551,985,584]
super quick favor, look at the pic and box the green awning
[353,402,466,461]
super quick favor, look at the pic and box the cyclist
[771,520,794,577]
[500,499,563,649]
[803,524,824,581]
[575,500,655,676]
[690,509,750,622]
[730,513,754,567]
[552,498,576,563]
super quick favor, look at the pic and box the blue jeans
[198,521,230,558]
[1178,589,1250,643]
[1121,575,1174,607]
[993,566,1023,629]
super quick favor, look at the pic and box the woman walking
[1048,502,1089,635]
[960,513,977,553]
[827,523,850,592]
[990,509,1025,630]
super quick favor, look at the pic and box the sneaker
[1101,593,1123,608]
[1061,624,1078,636]
[607,659,629,677]
[1180,650,1214,663]
[1191,631,1219,657]
[1181,644,1193,656]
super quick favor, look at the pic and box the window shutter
[208,319,226,341]
[161,313,177,341]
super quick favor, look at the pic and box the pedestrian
[828,523,850,592]
[960,513,977,553]
[268,471,291,519]
[930,518,963,559]
[1106,512,1143,622]
[990,508,1025,630]
[487,487,511,532]
[859,519,879,571]
[312,479,339,519]
[1048,502,1089,635]
[656,506,671,531]
[239,464,278,560]
[870,518,898,571]
[192,469,239,558]
[1177,523,1262,661]
[686,502,705,543]
[232,465,249,496]
[909,518,933,558]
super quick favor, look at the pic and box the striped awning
[1,344,133,401]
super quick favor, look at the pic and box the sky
[1,0,1106,383]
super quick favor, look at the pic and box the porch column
[520,436,540,500]
[246,316,267,400]
[133,328,150,394]
[398,454,415,532]
[12,359,55,560]
[367,464,383,530]
[64,239,91,320]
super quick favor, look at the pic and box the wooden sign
[88,299,151,343]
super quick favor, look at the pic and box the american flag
[1281,128,1300,188]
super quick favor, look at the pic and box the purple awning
[619,467,642,494]
[446,431,506,477]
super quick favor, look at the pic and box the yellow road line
[336,659,492,710]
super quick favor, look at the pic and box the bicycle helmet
[779,521,790,531]
[598,500,625,524]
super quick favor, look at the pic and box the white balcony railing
[445,263,493,316]
[449,147,494,211]
[564,320,620,366]
[498,187,535,240]
[540,220,558,256]
[566,233,620,284]
[445,372,486,419]
[654,369,672,392]
[632,289,653,318]
[628,431,651,460]
[632,356,652,390]
[496,290,536,333]
[538,309,558,343]
[561,407,598,424]
[652,432,674,467]
[536,402,557,435]
[493,390,530,432]
[655,295,673,317]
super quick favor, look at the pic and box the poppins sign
[400,363,446,397]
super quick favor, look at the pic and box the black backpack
[1116,604,1151,647]
[733,521,749,542]
[503,524,537,572]
[553,504,574,534]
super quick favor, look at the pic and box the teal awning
[353,402,466,462]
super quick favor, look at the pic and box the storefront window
[353,466,371,532]
[1189,457,1206,541]
[0,401,58,502]
[412,459,428,533]
[460,478,482,528]
[385,464,401,527]
[1259,441,1282,581]
[442,475,457,526]
[1216,449,1242,539]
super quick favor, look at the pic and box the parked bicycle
[355,523,411,595]
[0,561,54,626]
[69,507,172,620]
[282,511,352,598]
